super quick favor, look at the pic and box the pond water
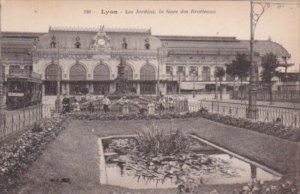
[101,137,281,189]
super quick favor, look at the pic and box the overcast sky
[2,0,300,72]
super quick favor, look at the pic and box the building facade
[1,26,291,99]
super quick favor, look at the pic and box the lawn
[7,117,300,194]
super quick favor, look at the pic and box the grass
[6,117,300,194]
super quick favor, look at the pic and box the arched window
[124,65,133,80]
[45,64,62,80]
[9,65,20,75]
[176,66,186,81]
[202,66,211,81]
[140,65,155,80]
[94,64,110,80]
[70,64,86,80]
[189,66,198,81]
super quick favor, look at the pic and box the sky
[2,0,300,72]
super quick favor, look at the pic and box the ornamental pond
[99,135,281,189]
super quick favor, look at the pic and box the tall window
[226,74,234,81]
[140,65,155,80]
[124,65,133,80]
[9,65,20,75]
[166,66,173,76]
[44,64,62,95]
[45,64,62,80]
[94,64,110,80]
[189,66,198,81]
[140,83,156,95]
[69,82,87,95]
[70,64,86,80]
[202,66,211,81]
[94,83,110,95]
[176,66,186,81]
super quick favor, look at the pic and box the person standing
[102,95,111,113]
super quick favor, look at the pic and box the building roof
[240,40,290,58]
[158,35,290,58]
[1,30,291,60]
[2,32,45,38]
[157,35,238,42]
[49,26,151,34]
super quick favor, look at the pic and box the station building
[1,26,291,100]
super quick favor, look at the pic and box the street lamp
[157,48,160,97]
[54,41,61,112]
[178,72,183,95]
[192,70,196,98]
[248,0,269,119]
[0,1,4,111]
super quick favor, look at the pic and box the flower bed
[68,111,191,121]
[68,110,300,142]
[196,108,300,142]
[235,179,298,194]
[0,117,65,192]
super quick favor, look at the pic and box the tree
[260,52,279,104]
[226,53,251,98]
[214,67,225,100]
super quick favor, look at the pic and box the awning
[180,82,206,90]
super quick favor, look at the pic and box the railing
[188,100,300,128]
[42,104,55,118]
[231,90,300,102]
[0,104,55,141]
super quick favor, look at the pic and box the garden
[0,102,299,193]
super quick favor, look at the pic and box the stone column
[172,66,176,81]
[210,66,215,81]
[110,83,115,94]
[198,66,202,81]
[186,66,190,81]
[89,83,94,94]
[66,83,70,96]
[42,84,45,96]
[160,83,166,95]
[184,66,188,81]
[136,83,140,95]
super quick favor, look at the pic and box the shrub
[135,124,190,156]
[236,180,298,194]
[31,122,42,133]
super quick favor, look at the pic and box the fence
[231,90,300,103]
[188,100,300,128]
[0,104,55,140]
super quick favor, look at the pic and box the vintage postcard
[0,0,299,194]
